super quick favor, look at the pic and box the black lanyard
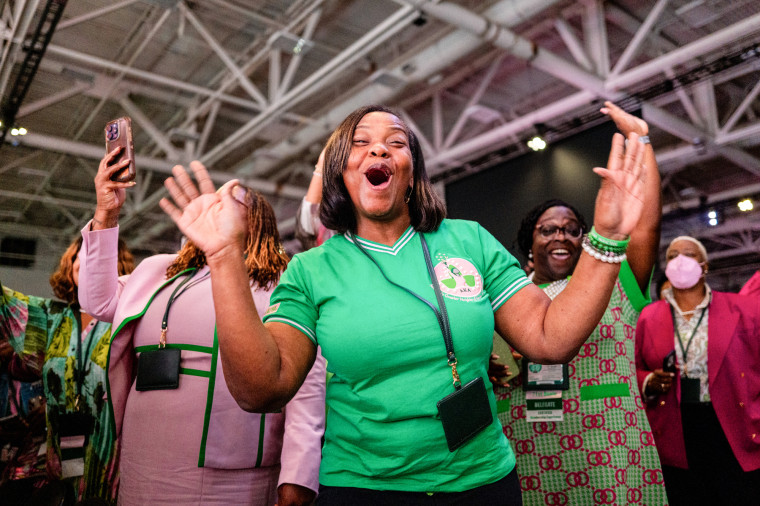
[351,232,461,389]
[160,268,203,347]
[670,305,706,371]
[72,306,95,409]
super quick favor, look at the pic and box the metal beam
[236,0,562,178]
[35,43,263,110]
[199,2,420,167]
[610,0,669,75]
[55,0,140,30]
[13,132,307,199]
[17,81,90,117]
[642,102,760,177]
[606,13,760,91]
[118,96,180,160]
[180,2,268,107]
[554,18,593,72]
[400,0,612,98]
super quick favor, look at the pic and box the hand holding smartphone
[662,350,677,373]
[105,117,135,182]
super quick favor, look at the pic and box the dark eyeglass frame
[535,224,583,239]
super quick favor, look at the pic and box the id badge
[136,348,181,391]
[680,377,701,403]
[436,377,493,452]
[522,362,569,391]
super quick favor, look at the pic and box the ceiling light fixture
[707,209,719,226]
[527,136,546,151]
[738,198,753,212]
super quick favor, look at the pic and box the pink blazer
[78,223,326,492]
[635,293,760,471]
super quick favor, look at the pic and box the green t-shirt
[264,219,531,492]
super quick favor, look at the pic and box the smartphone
[492,332,521,383]
[105,116,135,182]
[662,350,677,373]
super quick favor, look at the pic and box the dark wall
[445,121,618,264]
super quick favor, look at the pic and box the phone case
[492,332,521,382]
[105,116,135,182]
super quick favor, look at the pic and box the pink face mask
[665,254,704,289]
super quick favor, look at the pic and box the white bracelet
[313,171,322,177]
[581,236,627,263]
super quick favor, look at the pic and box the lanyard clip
[159,328,167,349]
[448,353,461,389]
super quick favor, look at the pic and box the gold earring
[404,186,413,204]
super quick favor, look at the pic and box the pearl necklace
[528,272,569,300]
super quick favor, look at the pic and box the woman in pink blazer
[78,150,326,505]
[635,236,760,505]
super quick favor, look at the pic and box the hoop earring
[404,186,413,204]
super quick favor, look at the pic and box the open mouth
[550,248,571,259]
[366,166,391,186]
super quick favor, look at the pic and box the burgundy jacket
[635,292,760,471]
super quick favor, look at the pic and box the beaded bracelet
[588,227,629,254]
[582,235,627,263]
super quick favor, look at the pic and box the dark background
[446,121,619,266]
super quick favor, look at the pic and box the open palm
[592,132,647,239]
[159,161,247,258]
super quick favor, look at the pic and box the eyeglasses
[535,224,583,239]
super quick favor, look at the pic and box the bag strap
[351,232,461,389]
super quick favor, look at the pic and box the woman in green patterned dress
[493,102,668,505]
[0,236,134,503]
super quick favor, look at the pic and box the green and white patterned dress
[494,262,669,506]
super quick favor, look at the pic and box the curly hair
[319,104,446,234]
[166,188,289,289]
[50,236,135,304]
[515,199,588,259]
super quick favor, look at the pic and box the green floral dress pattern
[1,283,118,503]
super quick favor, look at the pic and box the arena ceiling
[2,0,760,286]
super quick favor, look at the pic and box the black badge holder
[352,233,493,452]
[135,270,200,391]
[669,305,706,404]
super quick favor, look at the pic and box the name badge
[526,390,564,422]
[522,362,569,391]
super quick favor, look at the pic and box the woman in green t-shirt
[156,103,650,504]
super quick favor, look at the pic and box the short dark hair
[319,105,446,234]
[515,199,588,259]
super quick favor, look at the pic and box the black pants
[316,467,522,505]
[662,402,760,506]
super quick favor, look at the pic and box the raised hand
[592,132,647,240]
[93,147,136,229]
[159,161,248,260]
[600,101,648,138]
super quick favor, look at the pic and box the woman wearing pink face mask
[635,236,760,505]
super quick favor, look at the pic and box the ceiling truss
[1,0,759,284]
